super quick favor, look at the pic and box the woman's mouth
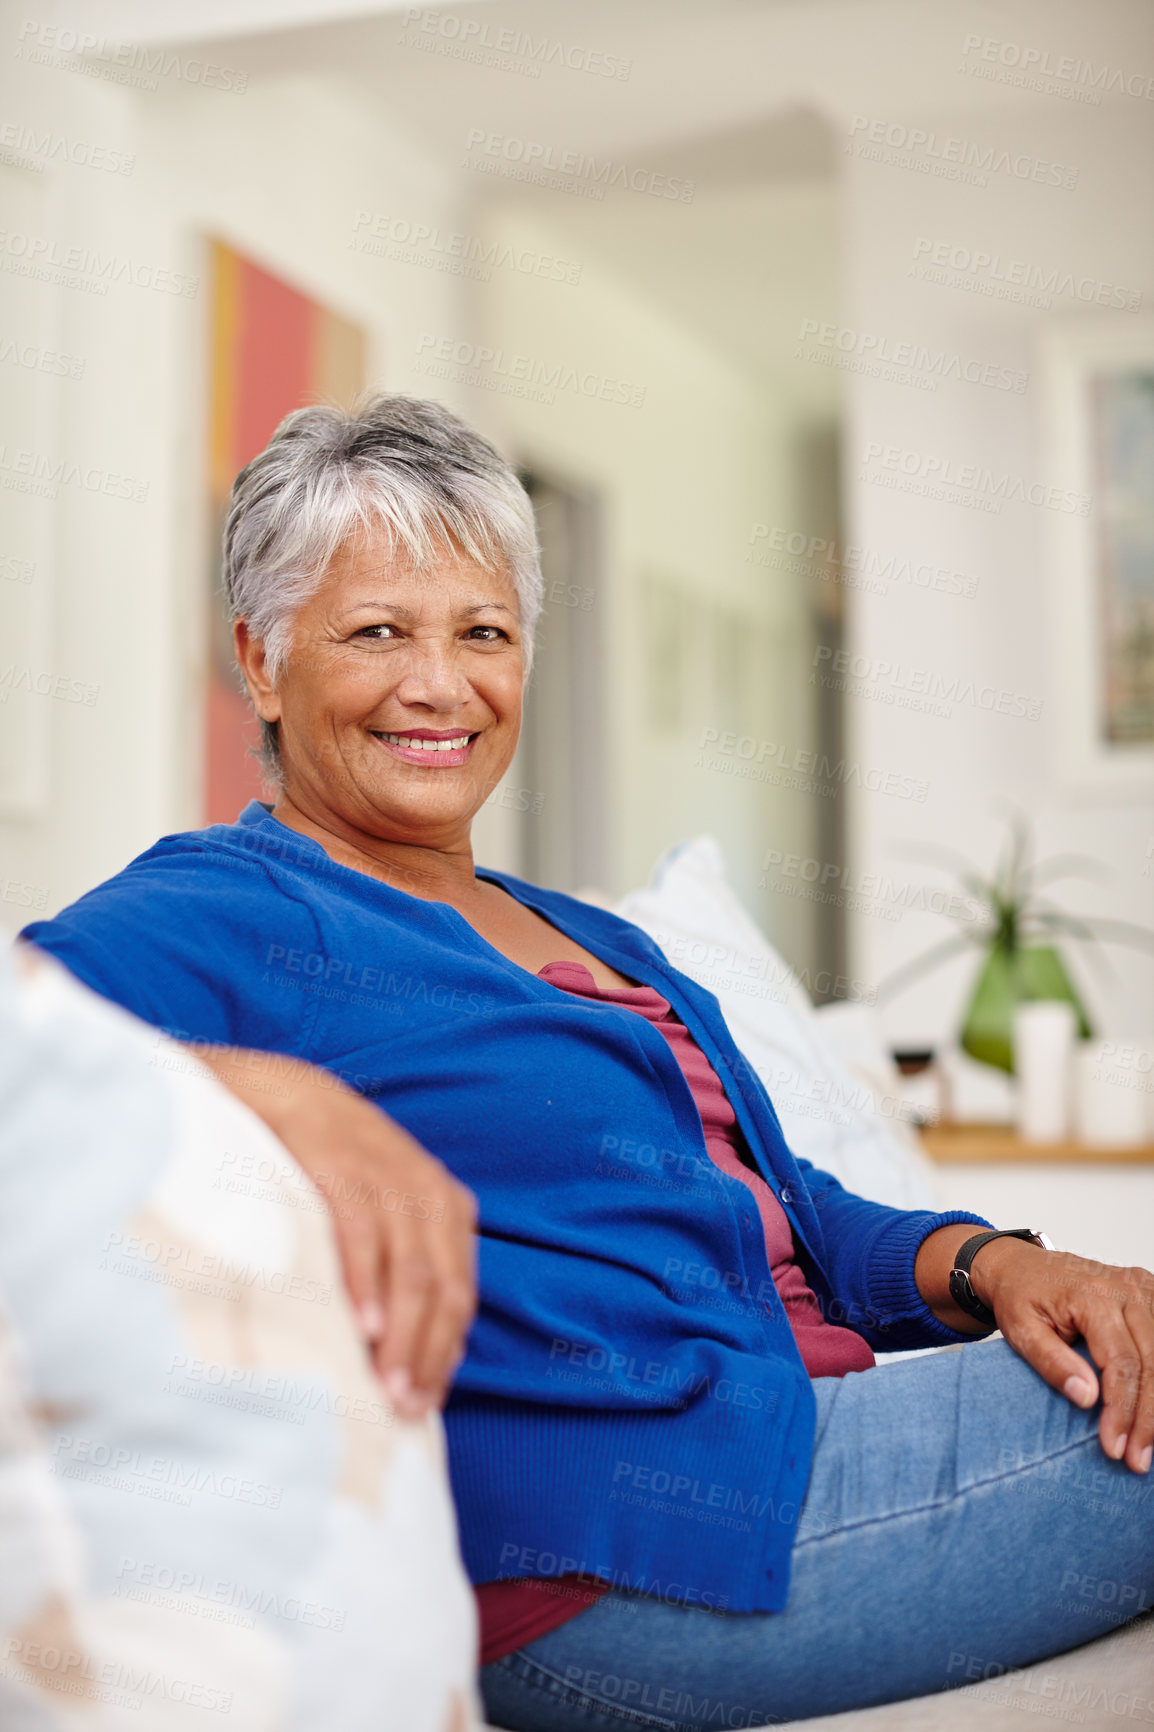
[371,730,479,767]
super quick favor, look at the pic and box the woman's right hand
[191,1044,478,1417]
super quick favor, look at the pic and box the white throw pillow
[614,837,939,1211]
[0,946,479,1732]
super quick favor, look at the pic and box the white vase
[1012,1001,1077,1142]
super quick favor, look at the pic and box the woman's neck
[270,792,480,906]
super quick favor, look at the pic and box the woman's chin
[346,782,483,839]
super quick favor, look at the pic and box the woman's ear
[233,620,281,725]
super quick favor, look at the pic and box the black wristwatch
[948,1227,1055,1328]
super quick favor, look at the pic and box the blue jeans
[481,1338,1154,1730]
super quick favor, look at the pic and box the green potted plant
[878,816,1154,1073]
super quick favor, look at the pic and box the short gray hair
[222,393,542,774]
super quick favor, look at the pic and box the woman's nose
[392,640,471,708]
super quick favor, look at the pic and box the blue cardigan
[23,802,987,1614]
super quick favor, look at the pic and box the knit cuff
[864,1207,995,1350]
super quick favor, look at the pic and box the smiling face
[237,530,525,854]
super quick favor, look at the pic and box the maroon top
[477,961,874,1666]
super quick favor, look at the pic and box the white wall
[9,0,1149,1056]
[448,199,821,954]
[0,49,829,968]
[841,96,1154,1044]
[0,55,474,927]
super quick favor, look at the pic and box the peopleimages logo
[15,19,248,93]
[414,333,646,409]
[0,228,199,298]
[845,115,1079,190]
[611,1459,782,1518]
[463,129,695,202]
[0,121,135,176]
[0,335,85,379]
[351,211,582,285]
[53,1435,283,1510]
[759,850,984,925]
[860,441,1090,517]
[0,664,99,706]
[1,876,47,909]
[910,238,1142,313]
[101,1228,332,1305]
[696,728,930,804]
[960,33,1154,102]
[746,524,978,599]
[546,1338,778,1414]
[0,445,148,503]
[400,9,632,80]
[811,644,1043,722]
[116,1558,347,1630]
[796,318,1028,393]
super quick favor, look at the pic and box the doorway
[517,471,608,896]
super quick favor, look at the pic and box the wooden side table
[921,1123,1154,1166]
[919,1123,1154,1268]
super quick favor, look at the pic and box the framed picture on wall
[204,239,366,824]
[1040,317,1154,798]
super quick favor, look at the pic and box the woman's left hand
[968,1236,1154,1475]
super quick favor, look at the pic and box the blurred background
[1,0,1152,1245]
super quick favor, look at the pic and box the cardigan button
[780,1187,792,1204]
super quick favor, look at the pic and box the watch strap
[948,1227,1051,1328]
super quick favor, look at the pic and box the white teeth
[380,733,471,752]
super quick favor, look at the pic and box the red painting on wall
[205,240,365,824]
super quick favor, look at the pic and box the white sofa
[0,946,480,1732]
[10,853,1149,1732]
[773,1616,1154,1731]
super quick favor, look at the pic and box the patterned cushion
[0,946,478,1731]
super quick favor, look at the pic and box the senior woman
[23,395,1154,1731]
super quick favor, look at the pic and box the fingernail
[391,1382,432,1420]
[1112,1433,1129,1461]
[1139,1446,1153,1475]
[359,1300,385,1342]
[384,1367,431,1419]
[384,1367,412,1404]
[1062,1375,1095,1408]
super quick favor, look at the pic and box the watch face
[1029,1230,1056,1252]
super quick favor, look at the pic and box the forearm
[800,1161,993,1347]
[189,1041,334,1137]
[914,1222,1046,1334]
